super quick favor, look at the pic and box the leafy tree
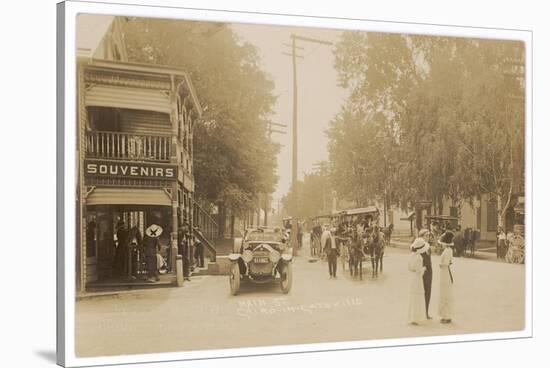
[121,17,280,230]
[281,171,332,220]
[331,32,525,229]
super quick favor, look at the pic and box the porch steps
[191,256,231,276]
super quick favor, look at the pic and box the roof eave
[86,59,203,116]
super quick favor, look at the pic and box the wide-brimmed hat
[145,224,163,238]
[411,238,430,253]
[438,231,455,246]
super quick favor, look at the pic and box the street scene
[75,15,526,358]
[75,238,525,357]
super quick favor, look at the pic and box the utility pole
[283,34,333,253]
[265,121,287,226]
[313,161,328,214]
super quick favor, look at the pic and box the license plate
[254,257,269,264]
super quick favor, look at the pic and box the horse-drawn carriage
[334,206,387,279]
[425,215,459,255]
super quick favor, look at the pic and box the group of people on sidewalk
[113,220,166,283]
[112,219,205,283]
[408,229,455,325]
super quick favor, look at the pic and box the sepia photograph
[63,3,529,365]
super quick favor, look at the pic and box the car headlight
[269,250,281,263]
[242,250,253,263]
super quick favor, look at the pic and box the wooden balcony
[86,131,171,162]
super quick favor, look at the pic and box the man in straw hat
[408,237,429,325]
[438,231,455,323]
[144,223,163,282]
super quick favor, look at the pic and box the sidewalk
[77,273,177,301]
[389,239,498,261]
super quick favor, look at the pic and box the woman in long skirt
[408,238,429,325]
[438,231,455,323]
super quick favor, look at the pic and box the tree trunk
[498,183,514,231]
[230,211,235,238]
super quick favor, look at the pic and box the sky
[230,22,349,205]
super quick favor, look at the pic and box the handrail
[194,228,216,263]
[193,201,219,263]
[194,201,219,230]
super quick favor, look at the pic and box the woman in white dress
[438,231,455,323]
[408,238,429,325]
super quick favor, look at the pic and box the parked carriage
[425,215,459,255]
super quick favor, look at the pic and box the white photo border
[57,1,533,366]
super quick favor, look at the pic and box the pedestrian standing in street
[418,229,433,319]
[320,225,330,261]
[324,227,340,278]
[438,231,455,324]
[408,238,429,325]
[297,222,303,249]
[453,225,464,257]
[144,223,162,282]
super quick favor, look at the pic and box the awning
[85,84,171,114]
[86,188,172,206]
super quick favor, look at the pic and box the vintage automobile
[229,227,293,295]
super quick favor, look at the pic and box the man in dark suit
[419,229,433,319]
[324,228,340,278]
[178,224,191,281]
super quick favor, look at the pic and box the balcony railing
[86,131,171,162]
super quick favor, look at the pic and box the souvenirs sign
[84,159,177,180]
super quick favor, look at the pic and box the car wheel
[229,262,240,296]
[280,263,293,294]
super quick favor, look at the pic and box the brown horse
[348,239,365,280]
[382,223,394,246]
[369,228,385,278]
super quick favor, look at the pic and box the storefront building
[76,15,202,291]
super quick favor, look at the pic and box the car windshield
[246,230,282,242]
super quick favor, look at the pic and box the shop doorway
[86,205,173,284]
